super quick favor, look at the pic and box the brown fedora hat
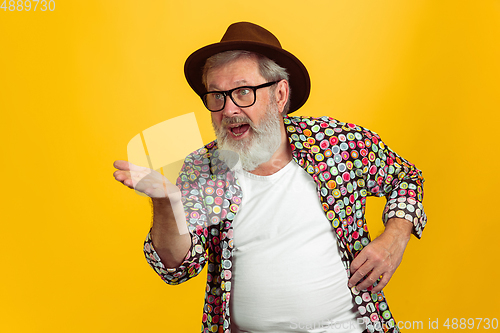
[184,22,310,114]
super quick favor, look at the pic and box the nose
[221,94,241,117]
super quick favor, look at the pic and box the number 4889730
[1,0,56,11]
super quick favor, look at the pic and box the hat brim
[184,41,310,114]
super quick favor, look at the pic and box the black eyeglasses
[201,81,279,112]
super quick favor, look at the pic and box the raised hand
[112,160,181,201]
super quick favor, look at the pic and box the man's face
[207,56,274,136]
[206,56,283,171]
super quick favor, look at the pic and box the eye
[213,93,224,100]
[237,88,251,96]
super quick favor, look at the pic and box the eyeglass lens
[204,87,255,111]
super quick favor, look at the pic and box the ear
[274,80,289,113]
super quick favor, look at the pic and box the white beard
[212,102,283,172]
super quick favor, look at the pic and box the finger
[113,171,134,189]
[113,160,148,172]
[355,269,384,292]
[113,170,139,190]
[115,171,141,190]
[113,160,130,170]
[113,170,130,181]
[350,251,368,274]
[348,262,373,288]
[120,176,135,189]
[371,274,392,294]
[124,178,136,188]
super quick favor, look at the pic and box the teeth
[230,124,245,137]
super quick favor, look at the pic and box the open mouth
[229,123,250,137]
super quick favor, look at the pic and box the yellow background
[1,1,499,332]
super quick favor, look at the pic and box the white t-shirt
[230,161,363,333]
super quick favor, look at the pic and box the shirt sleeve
[361,127,427,239]
[143,152,209,285]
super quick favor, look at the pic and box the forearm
[150,197,192,268]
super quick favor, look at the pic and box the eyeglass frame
[201,80,280,112]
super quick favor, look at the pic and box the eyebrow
[208,80,249,91]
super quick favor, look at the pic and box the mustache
[220,116,256,130]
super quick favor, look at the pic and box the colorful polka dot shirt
[144,115,427,333]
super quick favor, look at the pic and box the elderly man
[113,22,426,333]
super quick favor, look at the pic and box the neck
[247,124,292,176]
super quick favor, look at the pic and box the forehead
[206,56,265,89]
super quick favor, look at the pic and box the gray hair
[202,50,291,115]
